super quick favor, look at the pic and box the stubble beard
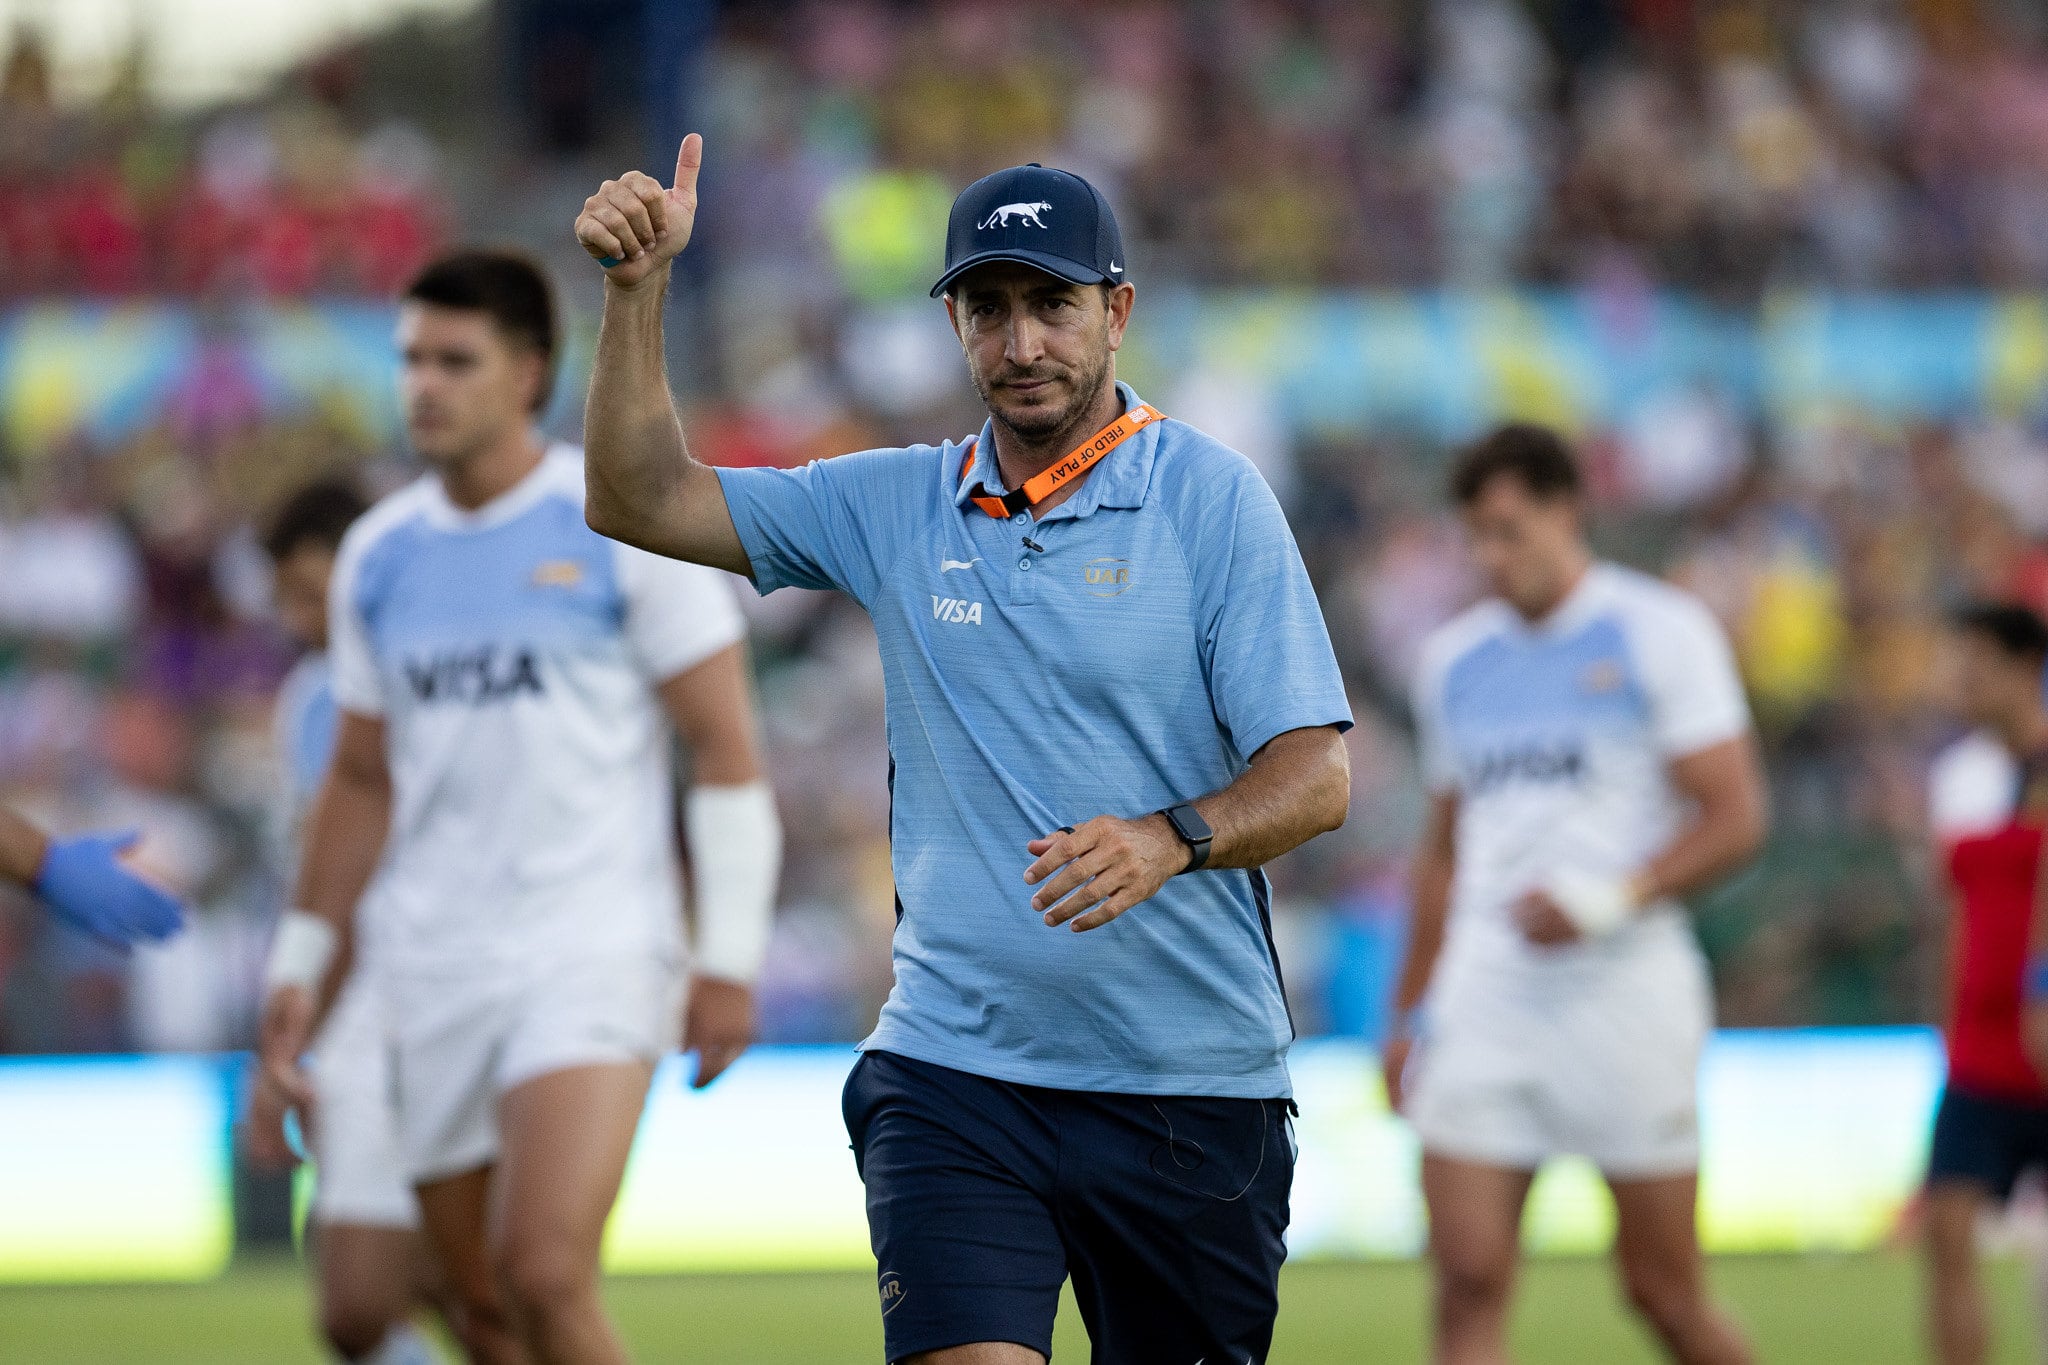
[972,348,1114,455]
[409,409,503,477]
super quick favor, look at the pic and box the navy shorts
[1927,1084,2048,1202]
[842,1050,1294,1364]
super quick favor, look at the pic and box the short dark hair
[1450,422,1584,506]
[263,478,368,563]
[402,248,560,413]
[1951,601,2048,665]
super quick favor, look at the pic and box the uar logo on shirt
[1083,557,1132,597]
[931,596,983,626]
[1580,658,1625,694]
[531,559,585,589]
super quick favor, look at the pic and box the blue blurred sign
[0,1030,1949,1283]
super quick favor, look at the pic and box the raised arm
[575,133,751,575]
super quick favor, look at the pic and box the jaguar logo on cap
[978,200,1052,230]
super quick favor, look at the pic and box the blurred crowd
[0,24,446,299]
[5,0,2048,1053]
[699,0,2048,299]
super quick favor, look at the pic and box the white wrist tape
[1540,868,1639,939]
[685,781,782,983]
[263,910,338,992]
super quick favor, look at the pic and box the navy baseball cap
[930,163,1127,299]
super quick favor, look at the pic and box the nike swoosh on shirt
[940,558,981,572]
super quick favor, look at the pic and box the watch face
[1165,803,1211,872]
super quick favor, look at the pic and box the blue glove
[34,829,187,946]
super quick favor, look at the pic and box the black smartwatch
[1158,802,1213,873]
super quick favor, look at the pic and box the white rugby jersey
[1412,562,1752,992]
[328,446,744,977]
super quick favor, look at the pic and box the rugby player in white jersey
[244,478,448,1365]
[1387,424,1765,1365]
[257,250,782,1365]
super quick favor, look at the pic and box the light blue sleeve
[1176,453,1353,759]
[289,678,341,801]
[715,447,934,603]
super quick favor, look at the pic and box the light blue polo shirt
[718,382,1351,1096]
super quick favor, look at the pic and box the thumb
[673,132,703,195]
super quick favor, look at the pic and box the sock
[351,1323,442,1365]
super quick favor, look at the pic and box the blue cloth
[35,830,185,945]
[718,383,1352,1096]
[842,1049,1291,1362]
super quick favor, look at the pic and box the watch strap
[1160,802,1212,872]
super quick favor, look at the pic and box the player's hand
[240,1070,300,1172]
[683,974,754,1089]
[574,133,704,291]
[35,829,186,947]
[1381,1035,1413,1113]
[1512,890,1583,946]
[1024,814,1190,933]
[258,984,317,1111]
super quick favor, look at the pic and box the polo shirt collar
[952,381,1161,520]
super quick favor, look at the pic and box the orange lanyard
[959,404,1165,519]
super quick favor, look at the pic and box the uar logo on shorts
[878,1270,907,1316]
[978,200,1051,230]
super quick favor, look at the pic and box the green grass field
[0,1254,2037,1363]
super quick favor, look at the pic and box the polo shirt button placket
[1012,529,1039,606]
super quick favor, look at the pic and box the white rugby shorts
[307,971,417,1228]
[387,950,685,1184]
[1404,935,1712,1179]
